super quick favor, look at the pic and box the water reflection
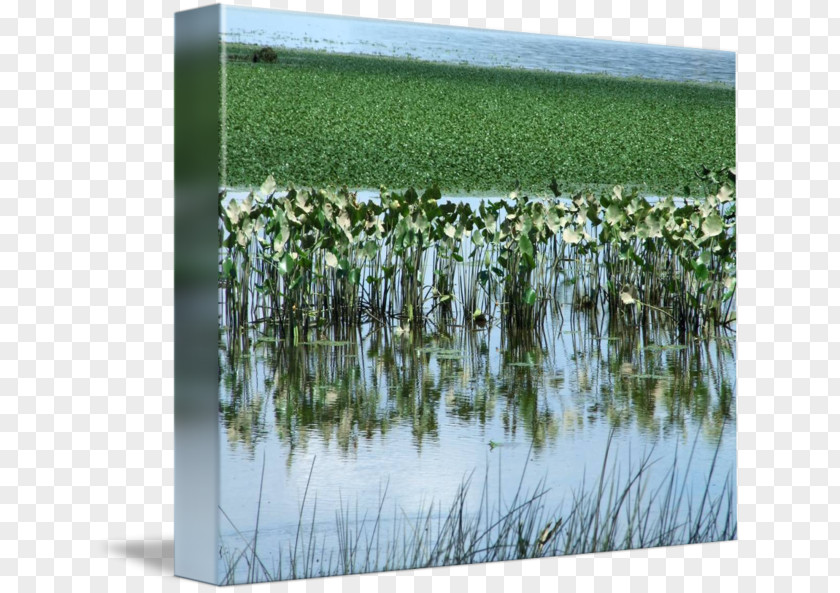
[218,307,735,584]
[219,310,735,458]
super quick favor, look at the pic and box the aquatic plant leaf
[222,257,234,278]
[225,199,241,225]
[363,240,378,260]
[689,212,701,229]
[525,287,537,305]
[277,253,294,276]
[546,209,562,233]
[586,203,602,226]
[645,214,663,238]
[605,204,624,225]
[702,213,723,237]
[519,234,533,258]
[260,175,276,196]
[563,226,582,244]
[296,191,313,213]
[337,210,351,232]
[325,252,338,268]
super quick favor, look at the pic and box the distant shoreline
[221,39,736,90]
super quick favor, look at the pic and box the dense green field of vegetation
[221,44,735,196]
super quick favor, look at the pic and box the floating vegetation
[644,344,689,351]
[417,347,463,357]
[221,45,735,196]
[219,167,735,345]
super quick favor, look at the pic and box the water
[220,6,735,85]
[217,295,736,583]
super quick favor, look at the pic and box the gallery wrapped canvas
[175,4,736,585]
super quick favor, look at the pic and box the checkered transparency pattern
[0,0,835,591]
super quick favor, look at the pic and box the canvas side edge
[174,4,222,585]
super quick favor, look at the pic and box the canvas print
[214,6,736,585]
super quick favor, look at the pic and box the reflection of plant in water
[219,311,734,453]
[495,333,560,449]
[271,343,393,456]
[219,346,268,455]
[556,321,736,443]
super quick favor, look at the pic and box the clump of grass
[219,424,735,584]
[253,46,278,63]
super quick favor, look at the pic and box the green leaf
[524,287,537,305]
[518,234,533,258]
[702,213,724,237]
[222,257,234,278]
[278,253,294,276]
[363,240,378,260]
[562,226,582,244]
[260,174,276,197]
[605,204,624,225]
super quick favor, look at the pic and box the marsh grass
[219,424,735,584]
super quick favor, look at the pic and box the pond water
[220,6,735,85]
[217,281,736,582]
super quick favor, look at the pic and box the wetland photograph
[216,6,736,585]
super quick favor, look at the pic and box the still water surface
[218,290,735,582]
[221,6,735,85]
